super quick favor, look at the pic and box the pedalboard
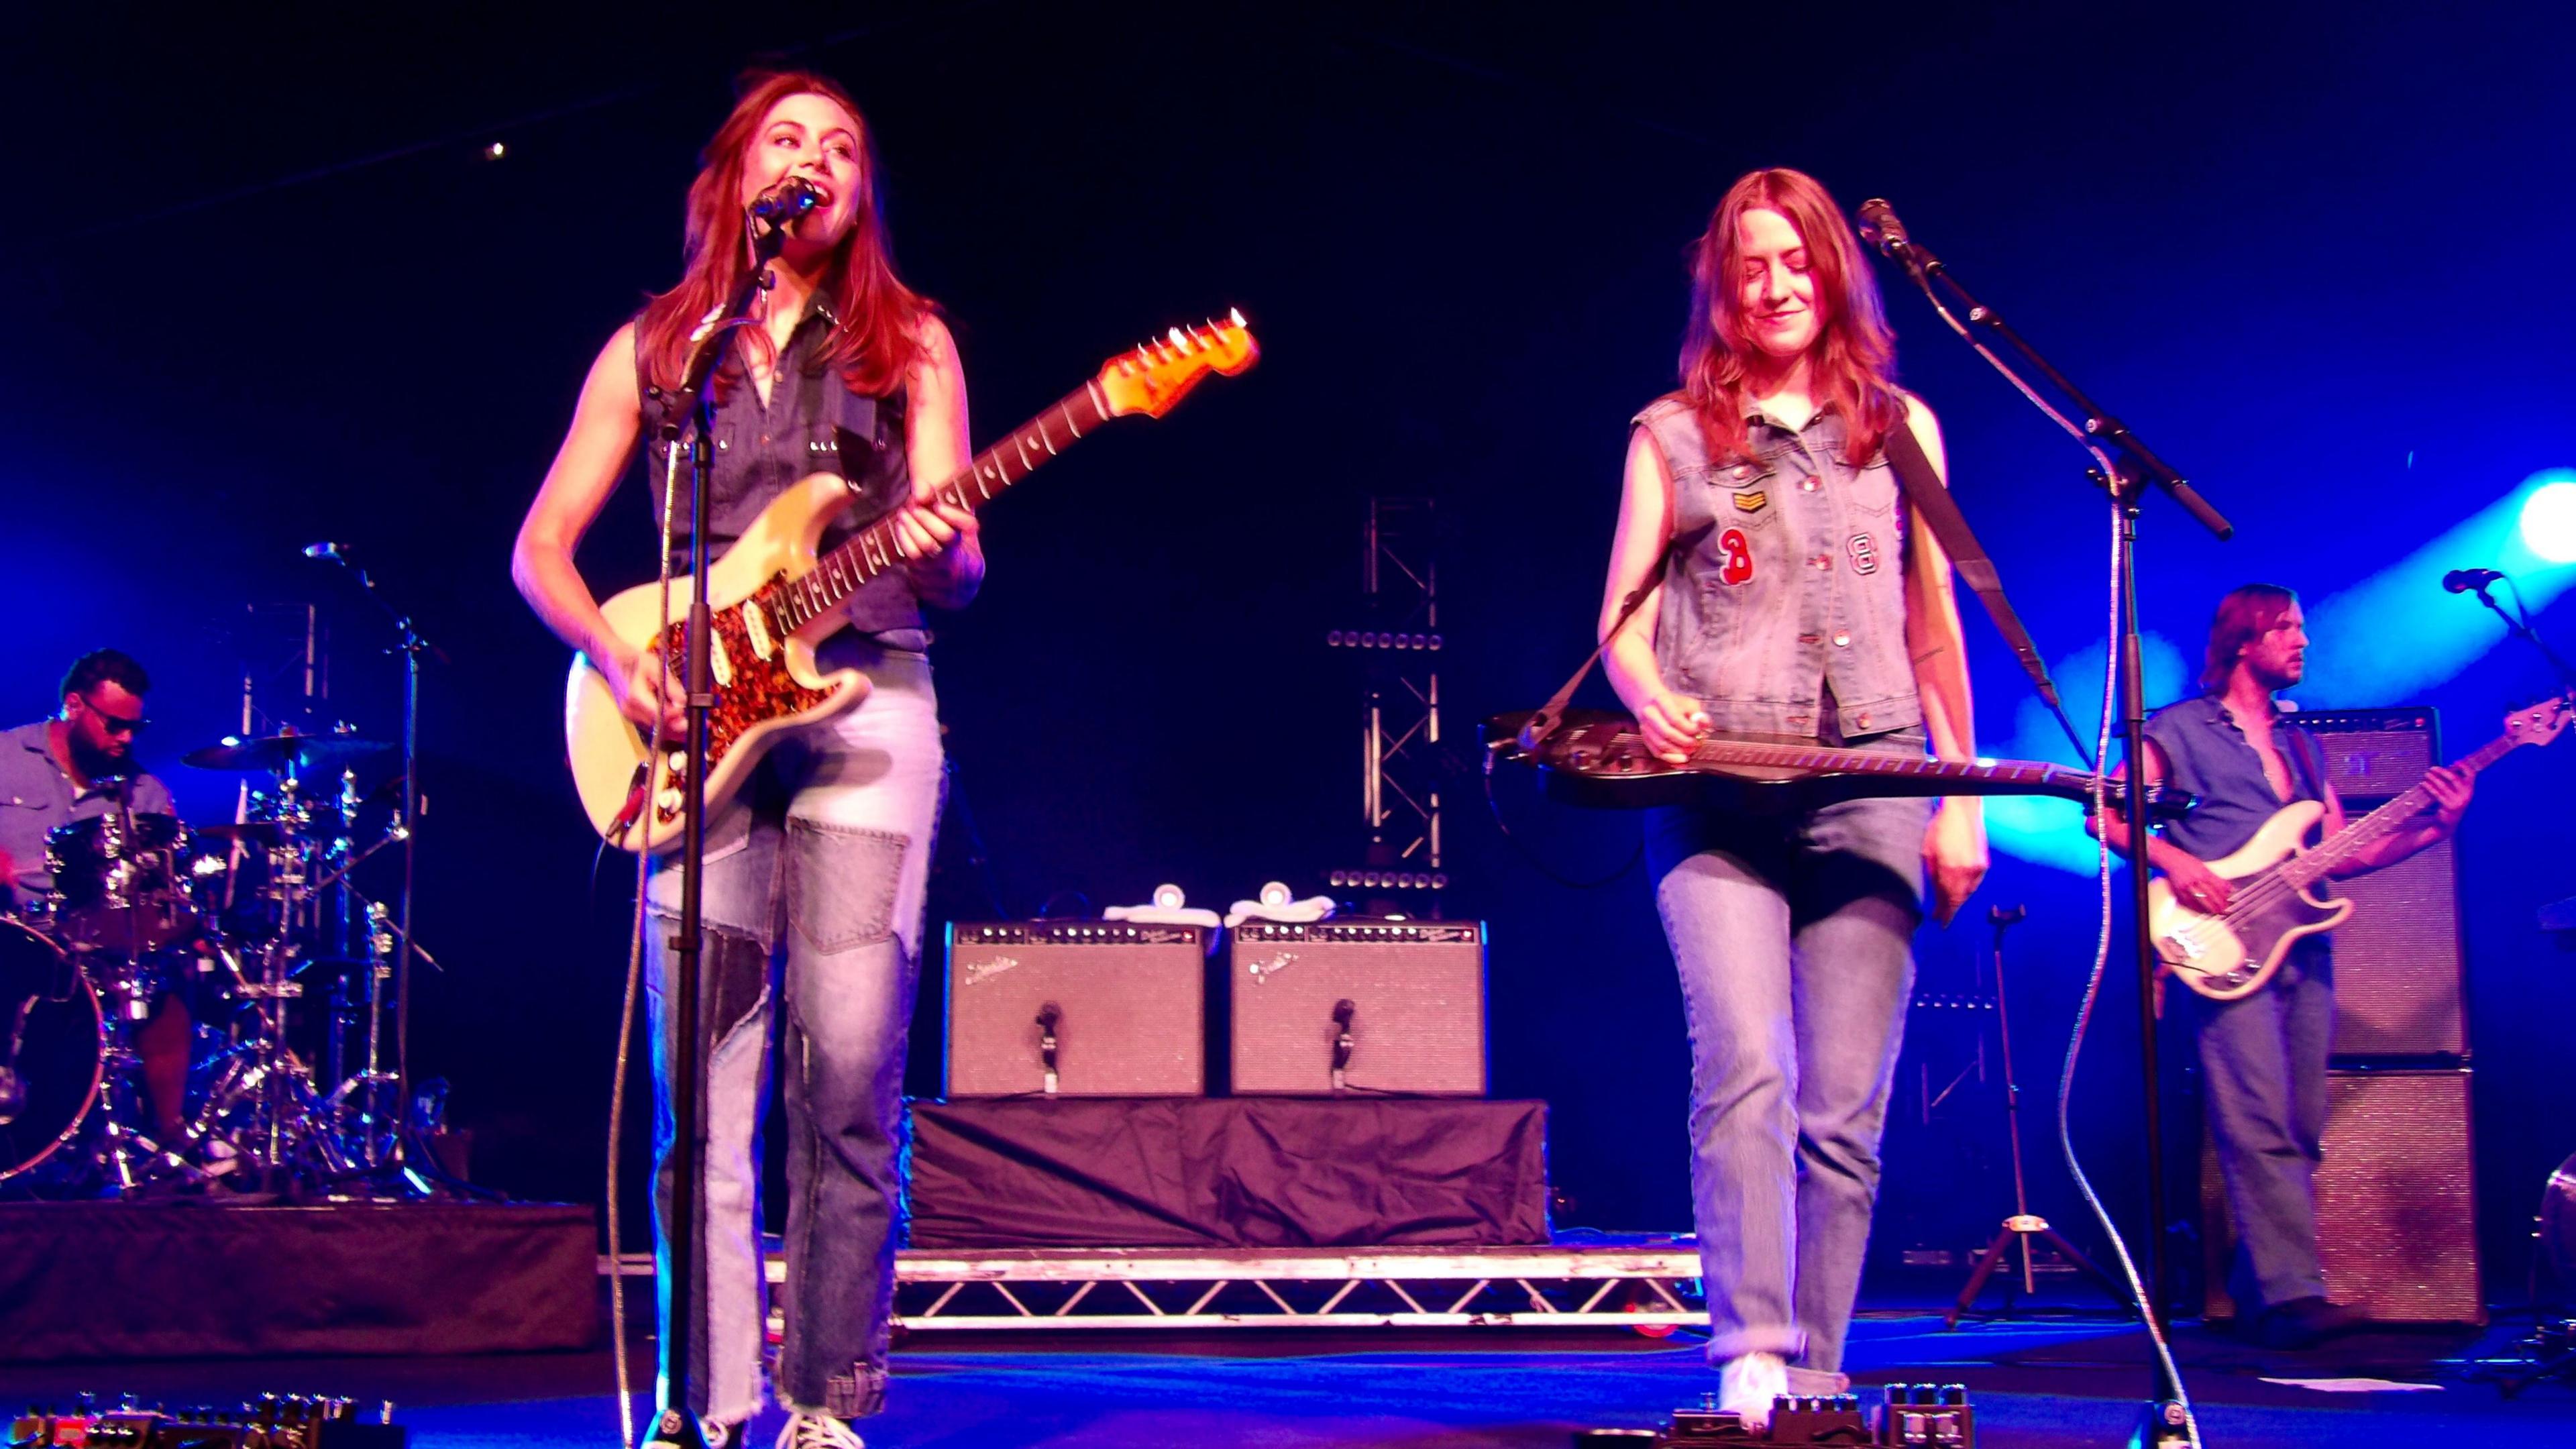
[7,1395,406,1448]
[1578,1384,1974,1449]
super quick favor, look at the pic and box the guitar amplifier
[2201,1066,2483,1324]
[1229,919,1487,1095]
[944,922,1209,1097]
[2290,708,2467,1057]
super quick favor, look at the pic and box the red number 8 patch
[1717,527,1755,586]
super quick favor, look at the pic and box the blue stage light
[2520,477,2576,564]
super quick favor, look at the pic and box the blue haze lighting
[1982,633,2191,874]
[2300,469,2576,705]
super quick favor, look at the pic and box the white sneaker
[775,1412,865,1449]
[1717,1350,1789,1429]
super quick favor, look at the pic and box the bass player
[2096,583,2472,1349]
[511,69,979,1449]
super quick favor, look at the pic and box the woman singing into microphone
[513,70,979,1448]
[1597,168,1986,1425]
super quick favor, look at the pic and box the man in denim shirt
[2098,585,2472,1349]
[1,649,192,1146]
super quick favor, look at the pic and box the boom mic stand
[305,541,439,1188]
[1860,199,2232,1449]
[641,201,802,1449]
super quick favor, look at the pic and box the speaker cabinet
[2200,1067,2482,1324]
[1229,920,1487,1095]
[944,922,1208,1097]
[2292,708,2467,1057]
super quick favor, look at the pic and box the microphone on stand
[1330,999,1355,1091]
[1036,1000,1062,1096]
[2443,568,2505,594]
[749,176,825,227]
[1856,198,1916,262]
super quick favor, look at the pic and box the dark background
[7,2,2571,1299]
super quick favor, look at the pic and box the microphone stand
[1870,215,2231,1449]
[2467,578,2576,695]
[643,213,793,1449]
[307,542,442,1191]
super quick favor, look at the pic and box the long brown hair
[2201,583,2300,692]
[1678,168,1904,466]
[635,70,926,399]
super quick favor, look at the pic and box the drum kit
[0,729,429,1199]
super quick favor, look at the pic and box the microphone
[749,176,825,225]
[2443,568,2504,594]
[303,541,350,564]
[1856,198,1914,261]
[1036,1001,1061,1095]
[1330,999,1355,1089]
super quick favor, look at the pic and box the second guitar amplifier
[945,922,1209,1097]
[1229,919,1487,1095]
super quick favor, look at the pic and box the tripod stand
[1946,904,2127,1326]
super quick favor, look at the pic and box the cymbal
[181,733,392,773]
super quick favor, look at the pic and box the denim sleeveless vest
[635,301,923,636]
[1635,395,1921,740]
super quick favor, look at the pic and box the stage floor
[2,1310,2569,1448]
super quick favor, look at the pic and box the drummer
[1,649,193,1148]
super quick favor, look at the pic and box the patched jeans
[645,637,943,1424]
[1647,756,1931,1375]
[2188,942,2332,1311]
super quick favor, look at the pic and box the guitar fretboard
[2276,729,2523,890]
[761,381,1111,634]
[1684,737,2102,794]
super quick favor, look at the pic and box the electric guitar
[565,313,1259,852]
[2153,696,2569,1001]
[1483,708,2193,816]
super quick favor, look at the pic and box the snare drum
[0,918,105,1181]
[45,812,196,954]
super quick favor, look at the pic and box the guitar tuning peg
[1228,306,1246,326]
[1167,326,1193,352]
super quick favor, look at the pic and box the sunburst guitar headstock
[1095,309,1258,419]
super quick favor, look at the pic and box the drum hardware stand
[1946,905,2128,1325]
[1862,199,2233,1447]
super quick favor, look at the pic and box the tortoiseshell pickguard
[647,602,833,830]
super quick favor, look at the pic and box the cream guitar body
[2151,697,2567,1002]
[560,313,1260,853]
[2147,800,2350,1002]
[566,472,874,854]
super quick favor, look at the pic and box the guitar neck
[762,380,1110,633]
[1686,738,2096,795]
[2279,731,2520,888]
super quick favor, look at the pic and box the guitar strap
[1514,543,1674,753]
[1880,420,2065,712]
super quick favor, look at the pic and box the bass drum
[0,919,105,1181]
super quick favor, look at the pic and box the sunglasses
[80,696,148,735]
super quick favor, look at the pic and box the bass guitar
[566,313,1258,851]
[1483,708,2192,816]
[2152,696,2569,1001]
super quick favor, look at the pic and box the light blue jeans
[1648,757,1931,1374]
[645,637,943,1424]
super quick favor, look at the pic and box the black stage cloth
[0,1201,597,1360]
[906,1097,1549,1248]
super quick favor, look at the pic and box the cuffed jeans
[2188,942,2332,1311]
[1647,764,1929,1375]
[645,637,943,1424]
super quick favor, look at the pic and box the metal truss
[875,1243,1705,1332]
[1324,496,1446,909]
